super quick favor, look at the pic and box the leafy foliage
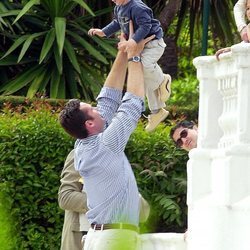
[168,75,199,110]
[0,102,74,249]
[0,0,116,99]
[0,184,18,250]
[126,122,189,232]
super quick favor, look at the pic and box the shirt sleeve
[101,92,144,153]
[102,19,121,37]
[234,0,247,32]
[96,87,123,127]
[131,7,152,43]
[102,8,121,37]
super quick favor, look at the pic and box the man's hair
[170,120,195,142]
[59,99,91,139]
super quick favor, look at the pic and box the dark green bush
[0,103,74,249]
[0,184,18,250]
[126,122,188,233]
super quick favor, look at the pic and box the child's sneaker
[158,74,172,102]
[145,108,169,132]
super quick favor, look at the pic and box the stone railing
[194,42,250,151]
[187,42,250,250]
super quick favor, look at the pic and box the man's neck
[121,0,130,6]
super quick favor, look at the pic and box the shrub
[0,103,74,249]
[126,122,189,233]
[0,184,18,250]
[0,0,115,99]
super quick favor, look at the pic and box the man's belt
[91,223,139,233]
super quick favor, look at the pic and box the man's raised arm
[103,51,127,91]
[125,21,155,97]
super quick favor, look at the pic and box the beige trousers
[141,38,166,111]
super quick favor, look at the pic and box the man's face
[79,102,105,134]
[112,0,128,6]
[172,126,198,152]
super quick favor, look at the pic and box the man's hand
[88,28,105,37]
[118,21,155,58]
[118,39,137,52]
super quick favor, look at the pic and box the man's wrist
[128,56,141,63]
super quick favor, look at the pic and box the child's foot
[158,74,172,102]
[145,108,169,132]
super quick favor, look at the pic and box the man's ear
[85,120,94,128]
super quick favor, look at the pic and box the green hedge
[0,184,17,250]
[0,103,74,249]
[127,122,188,233]
[0,100,191,249]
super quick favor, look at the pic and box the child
[88,0,171,132]
[234,0,250,42]
[216,0,250,60]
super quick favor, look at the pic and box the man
[170,120,198,242]
[58,149,89,250]
[59,23,153,250]
[58,150,150,250]
[170,120,198,152]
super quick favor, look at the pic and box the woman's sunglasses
[176,129,188,148]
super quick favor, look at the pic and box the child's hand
[240,26,249,42]
[247,23,250,43]
[118,21,155,57]
[88,28,105,37]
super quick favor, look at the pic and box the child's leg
[141,39,171,131]
[141,39,166,111]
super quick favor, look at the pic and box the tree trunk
[158,0,182,78]
[159,0,182,31]
[159,36,178,78]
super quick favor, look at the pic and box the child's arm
[234,0,248,41]
[88,20,120,38]
[131,8,153,43]
[102,20,121,38]
[88,28,105,37]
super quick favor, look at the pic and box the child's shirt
[234,0,247,32]
[102,0,163,43]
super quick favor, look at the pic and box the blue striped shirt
[74,87,144,226]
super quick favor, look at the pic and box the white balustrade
[188,42,250,250]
